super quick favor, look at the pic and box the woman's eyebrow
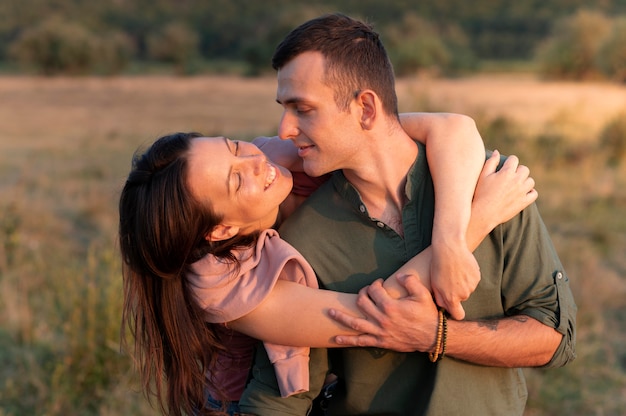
[222,137,232,153]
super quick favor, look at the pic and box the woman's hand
[472,150,538,232]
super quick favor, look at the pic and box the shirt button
[376,221,385,228]
[360,205,366,213]
[556,272,563,279]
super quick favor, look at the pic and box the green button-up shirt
[240,142,576,416]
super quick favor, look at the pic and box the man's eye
[234,141,240,155]
[296,107,311,114]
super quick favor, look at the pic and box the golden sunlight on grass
[0,74,624,415]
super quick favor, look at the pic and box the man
[239,13,576,415]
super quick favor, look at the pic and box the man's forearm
[445,315,562,367]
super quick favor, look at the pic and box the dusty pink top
[188,229,318,399]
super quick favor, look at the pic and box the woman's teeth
[265,164,277,189]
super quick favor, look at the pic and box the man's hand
[330,275,439,352]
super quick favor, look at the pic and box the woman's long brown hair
[119,132,256,415]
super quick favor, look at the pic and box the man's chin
[303,163,324,178]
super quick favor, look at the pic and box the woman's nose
[239,149,265,175]
[251,153,264,175]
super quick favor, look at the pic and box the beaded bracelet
[429,307,448,363]
[440,311,448,359]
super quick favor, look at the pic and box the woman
[119,114,536,415]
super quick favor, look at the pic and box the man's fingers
[335,334,381,347]
[398,274,430,299]
[364,279,390,304]
[356,281,389,323]
[328,308,380,335]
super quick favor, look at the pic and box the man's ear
[356,90,377,130]
[206,224,240,241]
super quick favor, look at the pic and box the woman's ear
[355,89,377,130]
[206,224,240,241]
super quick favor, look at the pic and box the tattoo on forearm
[477,320,499,331]
[477,315,529,331]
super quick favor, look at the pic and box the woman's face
[187,137,293,238]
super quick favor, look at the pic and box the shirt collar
[331,141,429,208]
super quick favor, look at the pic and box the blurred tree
[9,16,97,75]
[535,10,611,80]
[384,13,476,76]
[2,0,626,76]
[596,17,626,82]
[239,5,320,75]
[384,13,451,76]
[94,30,135,75]
[146,21,199,73]
[599,112,626,166]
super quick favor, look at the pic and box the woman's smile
[187,136,293,233]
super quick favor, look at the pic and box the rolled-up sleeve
[541,269,577,367]
[495,203,577,368]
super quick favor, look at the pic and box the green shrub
[535,10,611,80]
[533,133,568,167]
[94,30,135,75]
[477,115,529,159]
[598,112,626,166]
[0,240,136,415]
[596,17,626,83]
[9,17,97,75]
[146,22,199,74]
[385,13,451,76]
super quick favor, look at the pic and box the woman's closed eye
[235,171,242,191]
[234,142,243,190]
[226,139,242,191]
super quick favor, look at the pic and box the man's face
[276,51,362,177]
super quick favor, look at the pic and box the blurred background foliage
[1,0,626,80]
[1,1,626,415]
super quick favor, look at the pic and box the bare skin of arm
[328,163,562,367]
[229,153,538,352]
[332,274,562,367]
[258,112,485,319]
[380,152,536,298]
[398,113,484,319]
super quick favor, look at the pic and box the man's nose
[278,111,298,141]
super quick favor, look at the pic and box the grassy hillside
[0,74,624,415]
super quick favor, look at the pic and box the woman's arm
[255,115,520,320]
[229,280,362,347]
[399,112,485,320]
[229,153,537,348]
[381,151,537,298]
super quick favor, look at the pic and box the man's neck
[343,129,418,236]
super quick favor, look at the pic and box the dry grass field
[0,74,625,415]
